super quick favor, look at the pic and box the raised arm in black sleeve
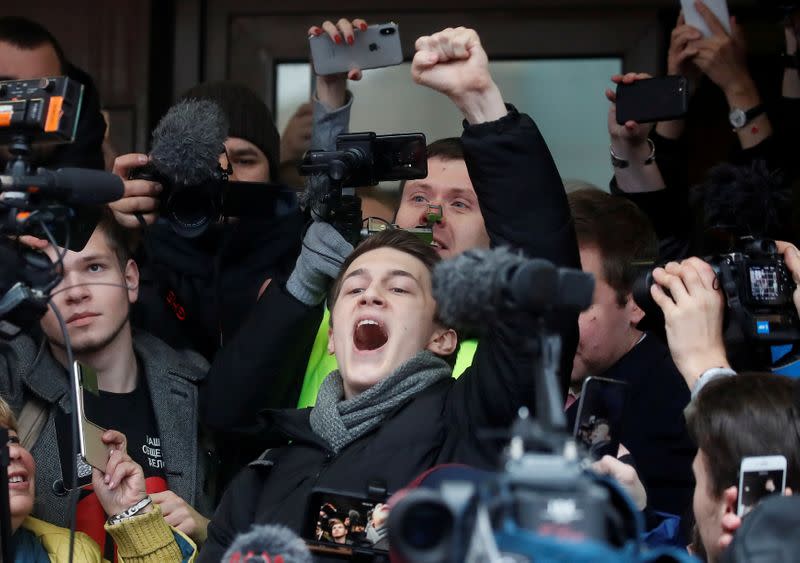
[460,105,580,399]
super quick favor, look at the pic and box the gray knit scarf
[309,350,452,453]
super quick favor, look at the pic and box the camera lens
[400,501,453,550]
[380,27,396,36]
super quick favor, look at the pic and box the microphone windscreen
[150,99,229,186]
[222,524,312,563]
[432,247,525,330]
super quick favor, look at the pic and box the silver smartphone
[737,455,786,517]
[310,22,403,76]
[71,361,109,472]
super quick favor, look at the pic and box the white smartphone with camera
[680,0,731,37]
[737,455,786,517]
[310,22,403,76]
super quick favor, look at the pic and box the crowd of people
[0,2,799,561]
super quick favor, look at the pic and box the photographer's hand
[656,11,701,140]
[606,72,666,193]
[110,153,161,229]
[411,27,506,124]
[650,257,730,391]
[776,241,800,317]
[310,18,367,110]
[689,1,772,148]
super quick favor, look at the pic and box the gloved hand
[287,221,354,306]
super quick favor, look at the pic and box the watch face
[729,108,747,129]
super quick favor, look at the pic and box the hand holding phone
[680,0,731,38]
[615,76,689,125]
[737,455,787,517]
[310,22,402,77]
[573,377,628,460]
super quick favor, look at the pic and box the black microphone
[222,524,312,563]
[432,247,594,330]
[0,168,124,205]
[149,98,229,186]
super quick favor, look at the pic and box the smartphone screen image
[737,455,787,517]
[304,489,390,555]
[573,377,627,460]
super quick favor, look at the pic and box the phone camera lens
[380,27,396,36]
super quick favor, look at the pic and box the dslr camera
[299,132,429,246]
[635,237,800,344]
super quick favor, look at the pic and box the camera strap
[18,395,48,451]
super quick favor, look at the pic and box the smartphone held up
[310,22,403,76]
[737,455,787,517]
[615,76,689,125]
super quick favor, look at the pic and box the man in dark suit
[566,188,696,518]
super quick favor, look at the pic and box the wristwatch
[728,104,765,130]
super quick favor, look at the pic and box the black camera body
[635,237,800,344]
[129,161,231,238]
[706,239,800,343]
[299,132,428,246]
[0,77,83,148]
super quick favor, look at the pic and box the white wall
[277,58,621,189]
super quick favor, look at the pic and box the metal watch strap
[610,138,655,169]
[107,496,152,525]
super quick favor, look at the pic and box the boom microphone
[222,524,312,563]
[149,99,229,186]
[0,168,124,205]
[431,247,594,330]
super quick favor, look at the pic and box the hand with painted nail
[109,153,162,229]
[309,18,367,110]
[650,257,729,390]
[92,430,149,518]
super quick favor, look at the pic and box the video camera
[0,76,123,338]
[388,411,647,563]
[634,237,800,344]
[299,132,429,247]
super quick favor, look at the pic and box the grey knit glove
[287,221,354,306]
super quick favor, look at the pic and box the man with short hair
[196,26,579,561]
[685,373,800,562]
[0,212,214,559]
[0,16,106,170]
[567,188,695,517]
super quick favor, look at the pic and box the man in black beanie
[110,81,304,364]
[181,80,282,183]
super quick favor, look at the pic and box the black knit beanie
[181,80,280,181]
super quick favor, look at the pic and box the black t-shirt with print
[76,376,169,561]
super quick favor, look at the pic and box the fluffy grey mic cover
[222,523,312,563]
[432,246,526,330]
[149,98,229,186]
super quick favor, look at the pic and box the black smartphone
[573,377,627,460]
[304,488,390,557]
[615,76,688,125]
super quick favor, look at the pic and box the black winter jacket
[198,107,580,561]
